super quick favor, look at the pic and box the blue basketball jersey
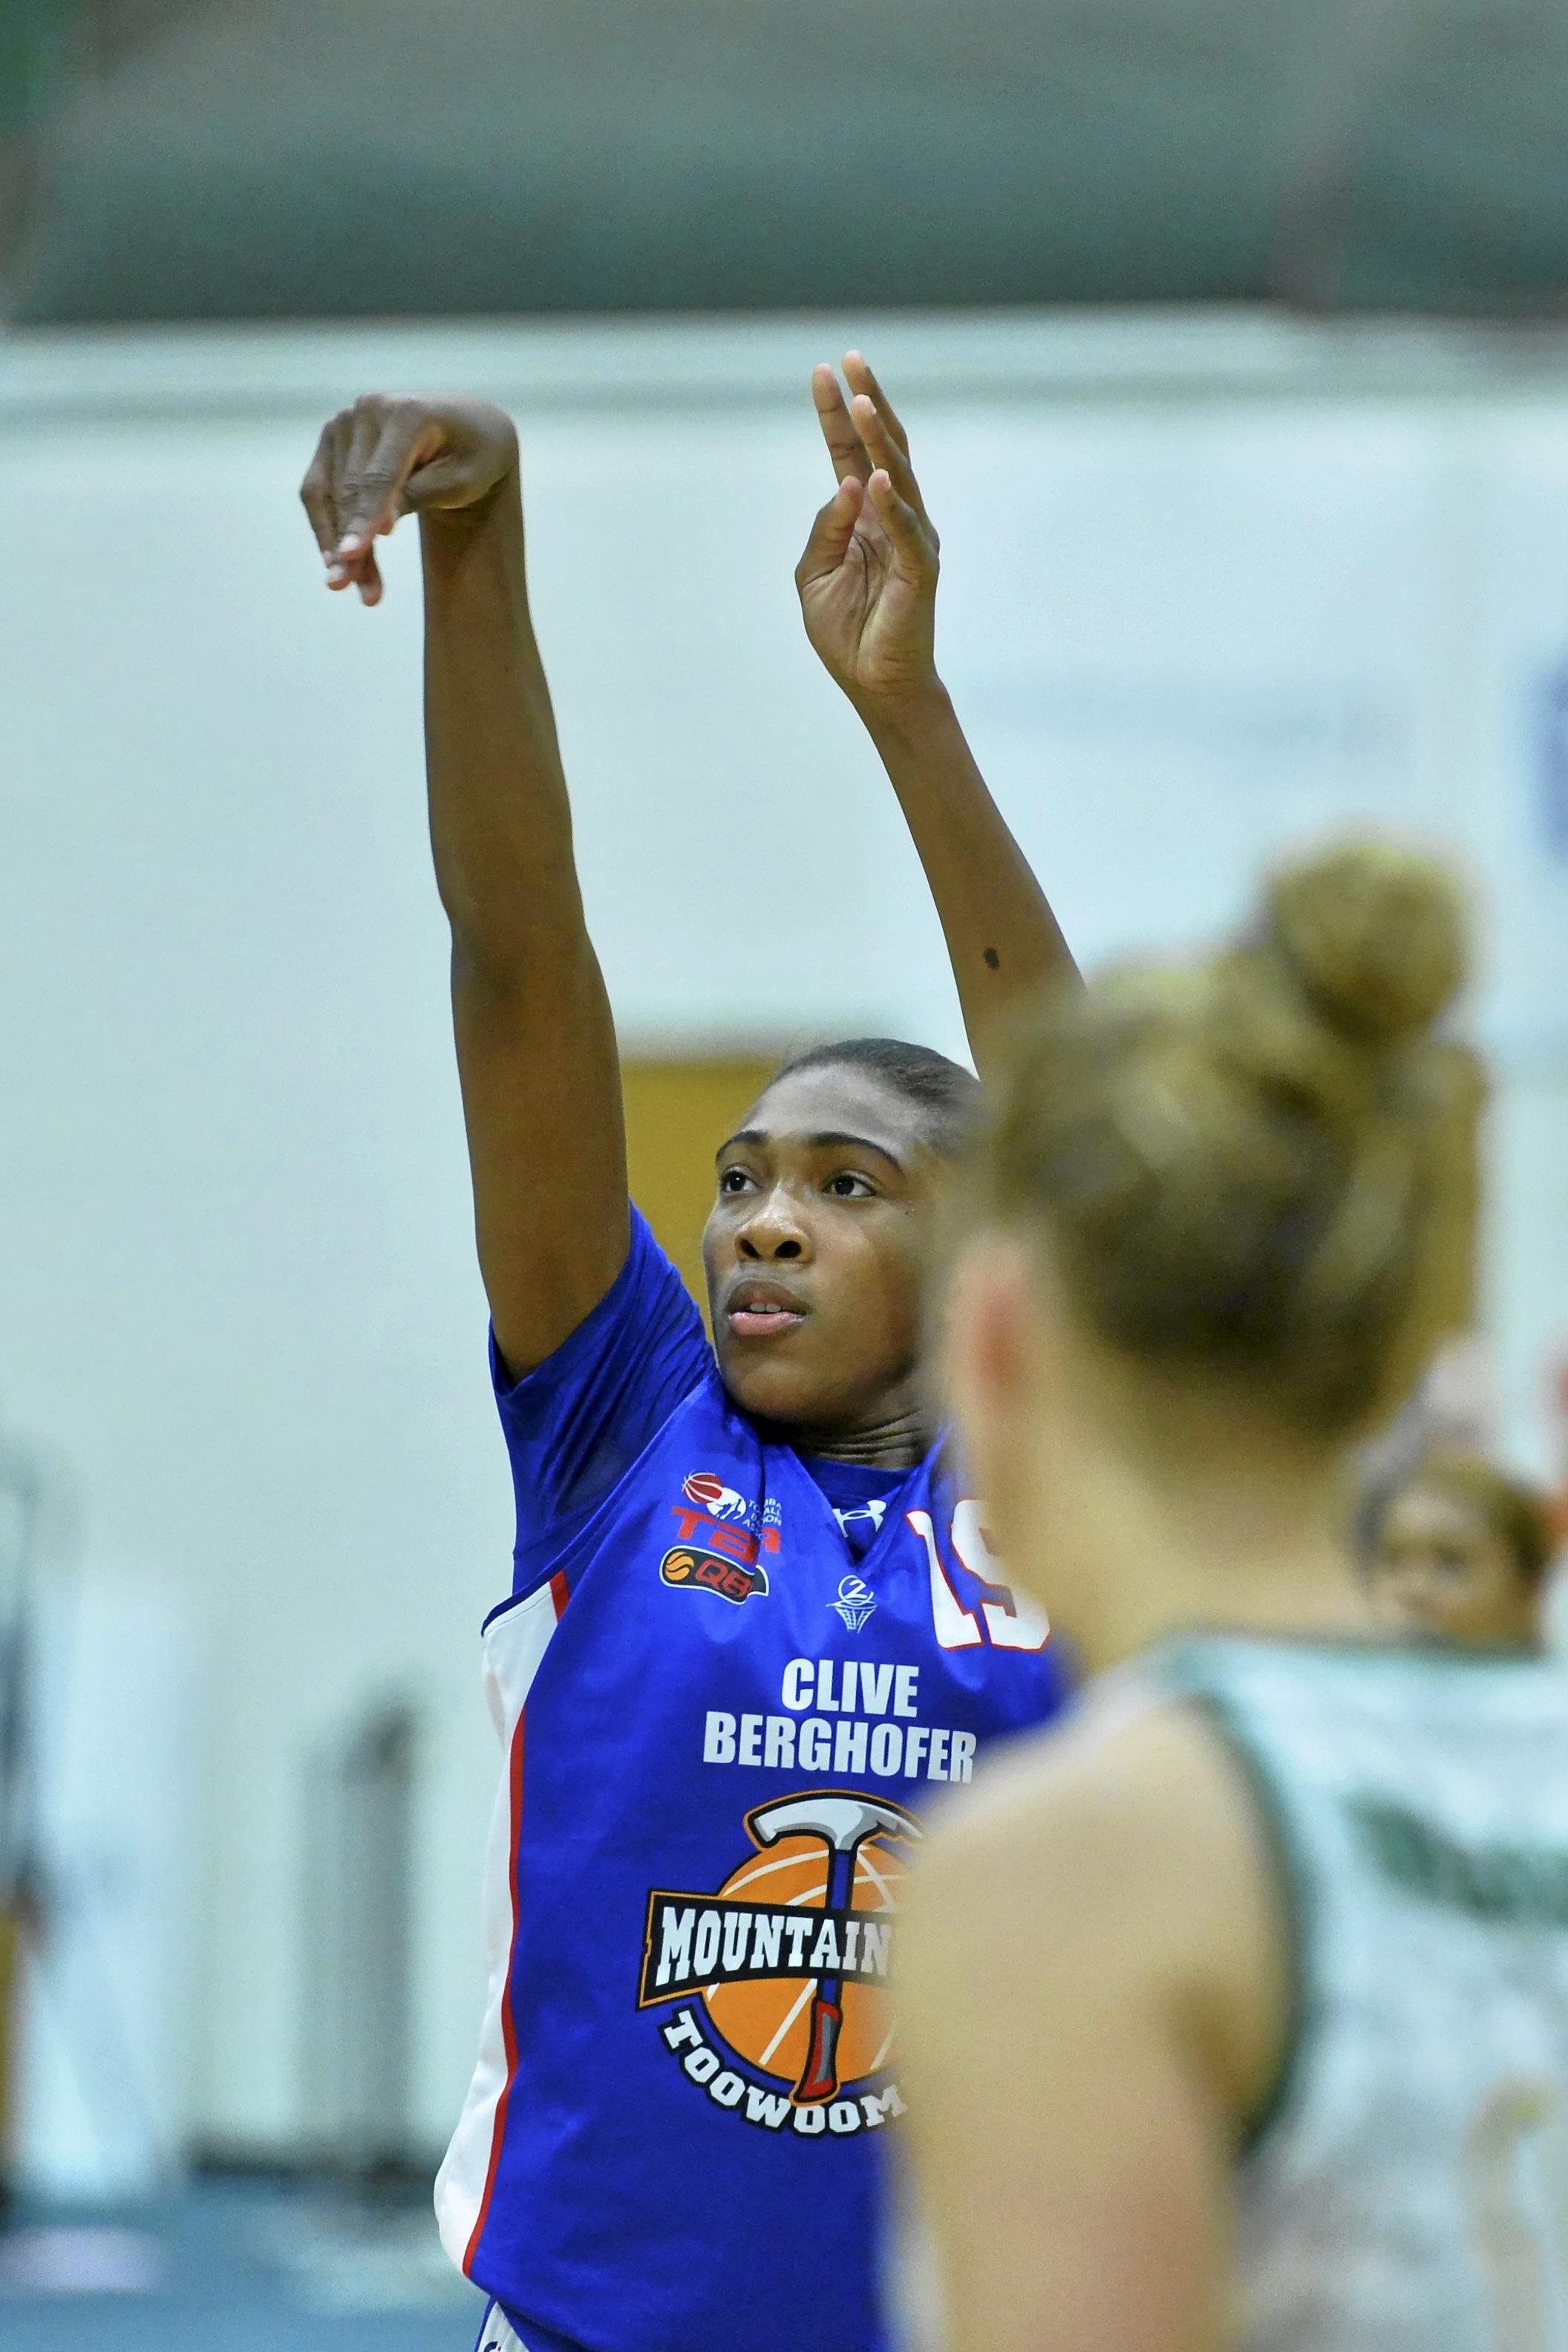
[436,1212,1071,2352]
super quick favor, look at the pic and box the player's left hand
[795,354,941,709]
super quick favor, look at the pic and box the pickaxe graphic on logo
[750,1792,921,2106]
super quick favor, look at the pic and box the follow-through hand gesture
[795,354,941,707]
[299,394,519,605]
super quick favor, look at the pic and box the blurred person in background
[900,841,1568,2351]
[298,360,1075,2352]
[1362,1447,1557,1650]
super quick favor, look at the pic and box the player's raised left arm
[796,356,1078,1082]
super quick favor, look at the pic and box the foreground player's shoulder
[899,1704,1214,1966]
[899,1695,1288,2134]
[895,1700,1280,2352]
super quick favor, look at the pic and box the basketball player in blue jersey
[300,357,1076,2352]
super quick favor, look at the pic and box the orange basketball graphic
[700,1828,908,2090]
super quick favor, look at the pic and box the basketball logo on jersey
[639,1791,919,2137]
[683,1470,751,1521]
[681,1471,783,1538]
[830,1574,878,1632]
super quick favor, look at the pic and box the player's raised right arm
[301,396,628,1378]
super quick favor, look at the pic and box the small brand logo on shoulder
[830,1575,878,1633]
[662,1545,771,1606]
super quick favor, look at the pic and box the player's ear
[943,1229,1059,1497]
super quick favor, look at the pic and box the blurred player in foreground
[300,363,1074,2352]
[1365,1447,1557,1650]
[901,840,1568,2351]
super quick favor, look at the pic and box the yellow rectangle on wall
[621,1056,783,1320]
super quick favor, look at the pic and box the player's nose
[1389,1567,1443,1620]
[735,1183,814,1264]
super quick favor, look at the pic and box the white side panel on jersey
[435,1579,568,2277]
[475,2302,535,2352]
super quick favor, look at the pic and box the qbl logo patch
[661,1546,769,1605]
[639,1790,921,2137]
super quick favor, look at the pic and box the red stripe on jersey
[463,1573,570,2277]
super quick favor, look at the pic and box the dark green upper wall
[9,0,1568,324]
[0,0,74,140]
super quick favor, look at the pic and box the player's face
[1368,1480,1542,1648]
[702,1065,942,1437]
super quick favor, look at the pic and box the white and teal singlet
[1139,1636,1568,2352]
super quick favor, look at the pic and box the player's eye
[718,1166,754,1196]
[826,1172,875,1200]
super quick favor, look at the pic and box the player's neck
[771,1403,930,1471]
[1003,1380,1370,1674]
[1068,1515,1368,1676]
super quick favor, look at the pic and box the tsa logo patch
[830,1575,878,1633]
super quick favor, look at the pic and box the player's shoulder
[899,1680,1292,2138]
[926,1682,1232,1854]
[903,1688,1271,2008]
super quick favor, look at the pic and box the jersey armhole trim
[1180,1686,1316,2165]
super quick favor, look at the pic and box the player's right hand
[299,395,519,607]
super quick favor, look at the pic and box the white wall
[1,310,1567,2157]
[17,1570,198,2197]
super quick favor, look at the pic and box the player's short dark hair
[770,1037,981,1158]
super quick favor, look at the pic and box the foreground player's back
[901,838,1559,2351]
[1148,1635,1568,2352]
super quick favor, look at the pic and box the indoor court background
[4,3,1568,2344]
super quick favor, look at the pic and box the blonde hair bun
[974,829,1484,1438]
[1266,836,1469,1048]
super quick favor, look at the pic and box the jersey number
[906,1503,1050,1653]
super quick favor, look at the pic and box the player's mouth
[725,1278,809,1340]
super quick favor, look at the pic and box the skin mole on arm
[984,948,1001,970]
